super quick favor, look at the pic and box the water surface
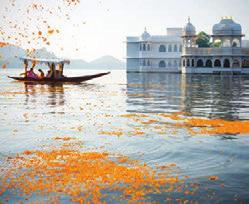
[0,69,249,203]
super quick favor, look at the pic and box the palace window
[242,60,249,68]
[159,60,166,68]
[159,45,166,52]
[214,59,221,67]
[206,59,212,68]
[143,44,146,51]
[147,44,151,51]
[174,44,178,52]
[223,39,231,47]
[187,59,190,67]
[232,39,240,48]
[197,59,204,67]
[223,59,230,68]
[183,59,186,67]
[233,59,240,67]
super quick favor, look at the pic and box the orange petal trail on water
[0,146,186,203]
[208,176,219,181]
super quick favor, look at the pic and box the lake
[0,69,249,203]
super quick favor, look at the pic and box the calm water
[1,69,249,203]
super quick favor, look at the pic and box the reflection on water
[24,82,65,107]
[127,73,249,120]
[1,69,249,203]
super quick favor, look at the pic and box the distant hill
[89,55,125,69]
[0,45,57,68]
[0,45,125,69]
[69,59,89,69]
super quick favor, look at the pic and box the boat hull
[8,72,110,83]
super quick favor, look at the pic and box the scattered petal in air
[2,64,7,69]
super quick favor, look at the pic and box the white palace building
[126,28,183,73]
[126,17,249,74]
[182,17,249,74]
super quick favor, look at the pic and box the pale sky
[1,0,249,61]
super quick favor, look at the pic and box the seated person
[55,70,62,79]
[46,63,56,79]
[46,70,51,78]
[27,68,38,79]
[38,69,45,79]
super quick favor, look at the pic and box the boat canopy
[20,57,70,65]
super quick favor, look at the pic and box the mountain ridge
[0,45,125,69]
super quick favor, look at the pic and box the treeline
[196,31,221,48]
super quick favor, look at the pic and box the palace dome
[140,28,151,41]
[183,18,196,36]
[212,18,242,35]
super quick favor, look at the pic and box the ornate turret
[182,17,197,48]
[213,17,242,36]
[212,17,244,48]
[140,27,151,41]
[183,17,196,36]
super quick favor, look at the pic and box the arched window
[143,44,146,51]
[206,59,212,68]
[232,39,240,48]
[183,59,186,67]
[214,59,221,67]
[223,39,231,47]
[232,59,240,68]
[197,59,204,67]
[224,59,230,68]
[187,59,190,67]
[147,44,150,51]
[147,60,150,66]
[242,60,249,68]
[159,45,166,52]
[232,42,237,47]
[213,39,222,48]
[191,59,195,67]
[168,44,172,52]
[174,44,178,52]
[159,60,166,68]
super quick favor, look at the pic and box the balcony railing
[182,47,249,56]
[138,51,181,58]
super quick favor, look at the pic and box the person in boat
[38,69,45,79]
[58,63,65,78]
[27,68,38,79]
[46,70,51,78]
[46,63,56,79]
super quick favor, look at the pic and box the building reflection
[126,73,182,113]
[24,82,65,107]
[126,73,249,120]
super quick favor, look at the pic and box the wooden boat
[8,72,110,83]
[9,57,110,83]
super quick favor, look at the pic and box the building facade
[126,28,183,73]
[182,17,249,74]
